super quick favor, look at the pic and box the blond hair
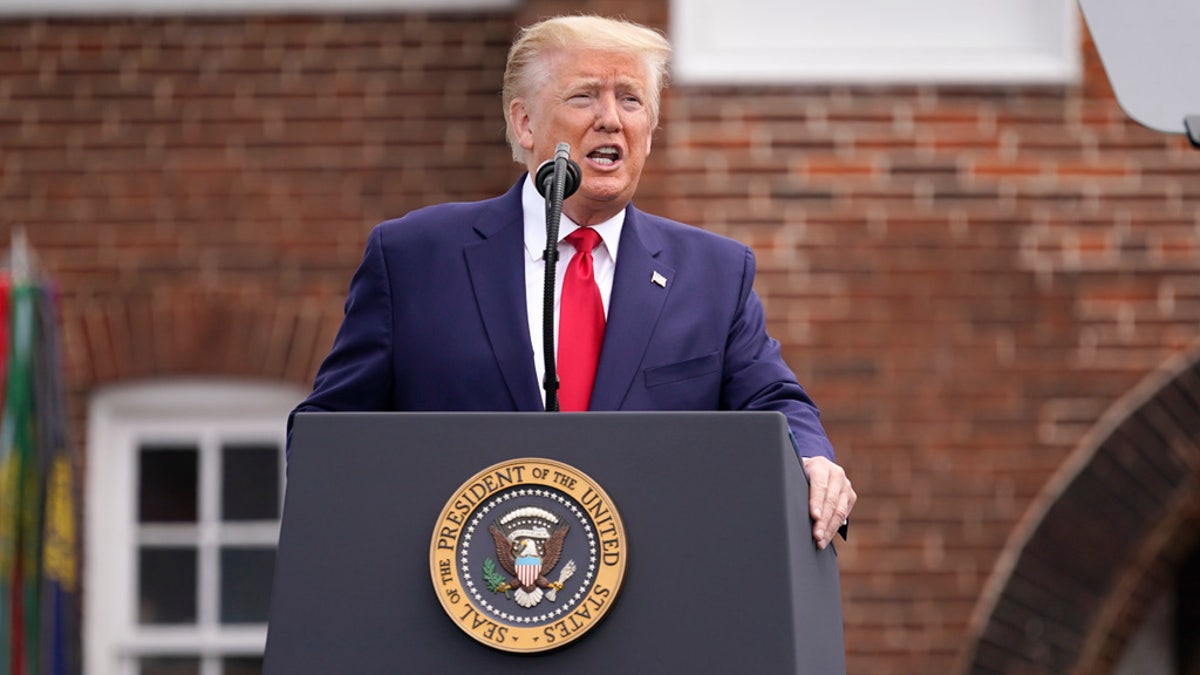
[502,15,672,164]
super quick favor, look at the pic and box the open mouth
[587,146,622,166]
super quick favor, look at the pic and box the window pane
[223,656,264,675]
[220,547,276,624]
[139,657,200,675]
[222,443,280,521]
[139,547,197,624]
[139,445,198,523]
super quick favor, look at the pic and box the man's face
[510,48,655,226]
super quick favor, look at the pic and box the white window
[671,0,1080,85]
[85,381,304,675]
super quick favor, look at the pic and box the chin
[580,178,630,200]
[577,188,624,206]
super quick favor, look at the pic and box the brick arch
[62,287,343,391]
[960,342,1200,674]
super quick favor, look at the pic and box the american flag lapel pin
[651,271,667,288]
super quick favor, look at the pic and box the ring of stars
[459,486,598,625]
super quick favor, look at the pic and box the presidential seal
[430,458,626,653]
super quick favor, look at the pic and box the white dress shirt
[522,175,623,408]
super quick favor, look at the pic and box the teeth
[589,147,619,165]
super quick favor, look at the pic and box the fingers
[802,455,830,523]
[802,456,856,550]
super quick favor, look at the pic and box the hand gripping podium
[265,411,846,674]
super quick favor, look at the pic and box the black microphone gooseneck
[535,142,582,412]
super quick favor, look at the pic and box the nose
[594,92,622,132]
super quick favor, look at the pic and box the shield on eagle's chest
[515,556,541,587]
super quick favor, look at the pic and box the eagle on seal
[489,514,570,608]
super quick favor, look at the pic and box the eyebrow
[566,76,646,93]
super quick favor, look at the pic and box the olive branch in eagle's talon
[483,558,511,596]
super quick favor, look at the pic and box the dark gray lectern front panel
[265,412,845,674]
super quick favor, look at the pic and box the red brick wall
[4,3,1200,673]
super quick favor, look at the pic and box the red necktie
[558,227,605,411]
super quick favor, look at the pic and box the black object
[265,411,846,674]
[534,143,582,203]
[534,143,582,411]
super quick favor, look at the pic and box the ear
[510,99,535,152]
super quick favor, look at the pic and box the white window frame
[85,380,304,675]
[670,0,1081,85]
[0,0,516,16]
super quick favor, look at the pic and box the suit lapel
[590,207,674,410]
[464,182,543,411]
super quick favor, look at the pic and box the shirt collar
[522,174,623,263]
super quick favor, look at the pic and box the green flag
[1,282,41,675]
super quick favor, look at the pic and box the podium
[265,411,846,674]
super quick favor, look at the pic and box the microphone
[537,142,581,413]
[535,143,582,200]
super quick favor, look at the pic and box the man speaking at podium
[290,15,856,550]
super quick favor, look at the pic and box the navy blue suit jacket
[291,178,835,461]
